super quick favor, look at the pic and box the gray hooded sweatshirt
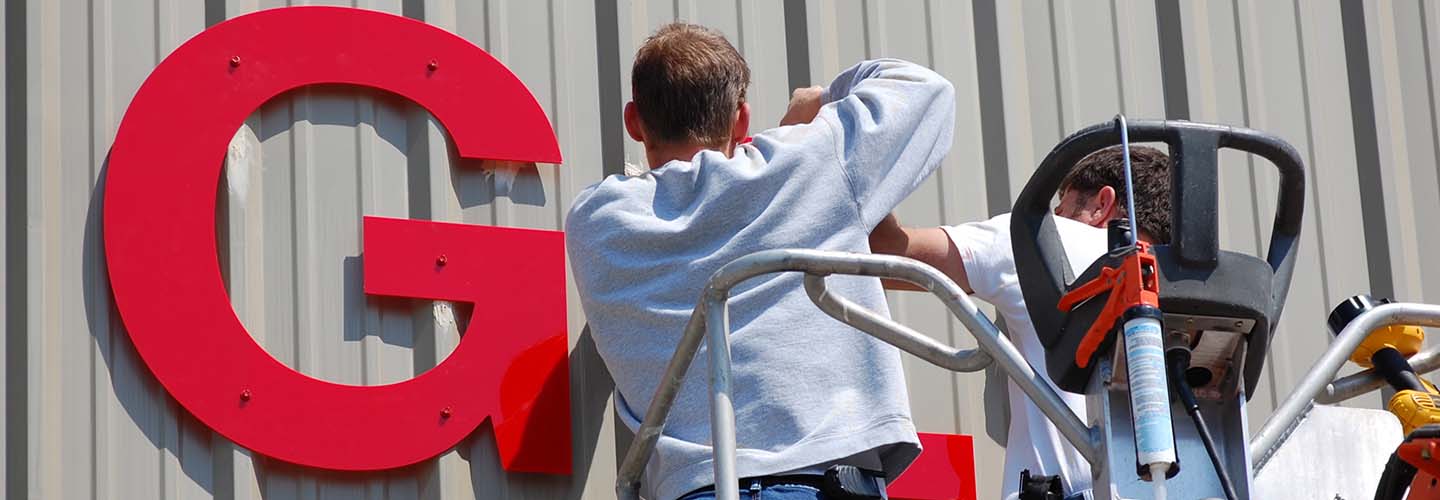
[566,58,956,500]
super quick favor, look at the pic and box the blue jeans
[678,478,826,500]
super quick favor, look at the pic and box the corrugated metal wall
[5,1,1439,499]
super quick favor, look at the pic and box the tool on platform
[1329,294,1440,500]
[1012,118,1307,499]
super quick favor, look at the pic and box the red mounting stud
[436,254,447,266]
[427,59,439,71]
[240,388,252,401]
[230,56,242,67]
[440,406,452,419]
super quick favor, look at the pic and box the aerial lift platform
[614,118,1440,500]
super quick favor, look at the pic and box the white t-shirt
[942,213,1108,499]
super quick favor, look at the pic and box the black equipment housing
[1011,119,1305,396]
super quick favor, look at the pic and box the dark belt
[682,474,826,498]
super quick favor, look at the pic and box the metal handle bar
[1249,302,1440,471]
[801,274,1095,461]
[616,249,1100,500]
[1320,342,1440,404]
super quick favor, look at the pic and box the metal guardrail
[611,247,1440,499]
[1321,334,1440,404]
[614,249,1099,500]
[1248,302,1440,471]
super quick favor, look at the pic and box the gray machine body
[1088,357,1253,499]
[1252,405,1401,500]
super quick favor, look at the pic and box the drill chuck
[1328,294,1427,391]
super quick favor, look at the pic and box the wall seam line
[1339,0,1396,300]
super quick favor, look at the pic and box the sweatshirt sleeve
[817,58,956,228]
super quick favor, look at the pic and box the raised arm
[817,59,956,228]
[869,213,973,294]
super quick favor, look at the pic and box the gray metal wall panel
[801,2,1005,497]
[1,0,8,493]
[1367,0,1440,306]
[11,0,1440,499]
[1170,0,1389,429]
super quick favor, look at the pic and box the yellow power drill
[1328,294,1439,435]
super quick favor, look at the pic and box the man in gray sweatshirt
[565,23,955,500]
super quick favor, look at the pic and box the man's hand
[779,86,825,126]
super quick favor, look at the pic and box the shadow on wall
[80,86,610,498]
[249,84,549,213]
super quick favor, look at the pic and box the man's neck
[644,141,732,169]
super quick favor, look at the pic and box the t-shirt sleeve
[816,58,956,228]
[939,216,1015,304]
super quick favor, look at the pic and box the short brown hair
[631,23,751,147]
[1061,145,1173,243]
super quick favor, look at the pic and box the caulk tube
[1123,305,1179,484]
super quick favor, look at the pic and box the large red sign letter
[103,6,570,472]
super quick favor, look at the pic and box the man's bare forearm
[868,213,972,293]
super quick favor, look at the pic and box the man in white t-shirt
[868,145,1172,500]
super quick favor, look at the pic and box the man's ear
[731,102,751,143]
[623,102,645,143]
[1096,185,1119,222]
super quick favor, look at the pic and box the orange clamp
[1056,241,1161,368]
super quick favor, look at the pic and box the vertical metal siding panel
[1423,1,1440,304]
[865,0,962,443]
[546,0,622,498]
[31,0,86,497]
[614,0,675,170]
[995,0,1064,199]
[0,0,7,488]
[804,0,867,82]
[1370,0,1440,305]
[803,2,1015,496]
[21,5,42,496]
[1233,0,1382,428]
[924,1,1009,498]
[1179,0,1286,428]
[35,0,210,498]
[98,0,146,498]
[1364,0,1422,305]
[1114,0,1165,119]
[1293,2,1371,313]
[1051,1,1123,130]
[485,0,562,236]
[929,0,992,228]
[1231,0,1296,422]
[548,0,621,496]
[1232,1,1280,243]
[737,0,793,131]
[1179,0,1263,256]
